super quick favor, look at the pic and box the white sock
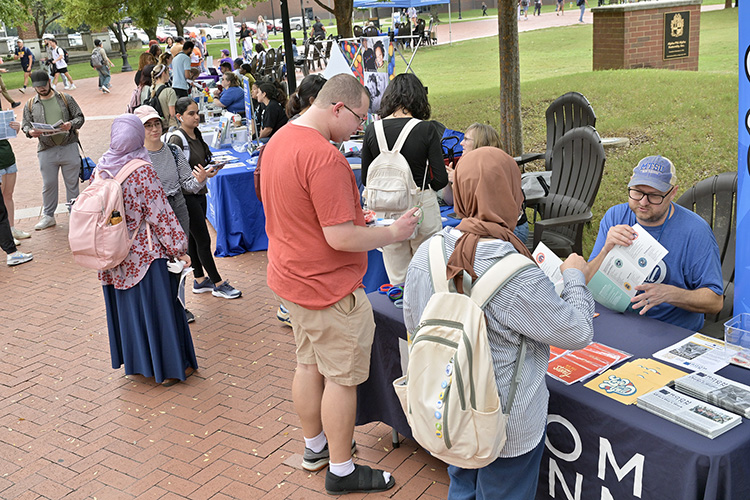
[329,459,355,477]
[304,431,327,453]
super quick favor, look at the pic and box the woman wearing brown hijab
[403,147,594,500]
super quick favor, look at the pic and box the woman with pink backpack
[97,114,198,387]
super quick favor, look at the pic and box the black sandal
[325,464,395,495]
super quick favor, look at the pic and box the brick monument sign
[592,0,701,71]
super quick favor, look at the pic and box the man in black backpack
[47,39,76,90]
[21,71,85,231]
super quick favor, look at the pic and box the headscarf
[96,114,151,179]
[446,146,535,293]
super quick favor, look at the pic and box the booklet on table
[547,342,632,385]
[587,224,668,312]
[584,358,688,404]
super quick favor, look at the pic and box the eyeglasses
[628,186,673,205]
[333,102,367,125]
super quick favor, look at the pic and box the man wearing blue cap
[587,155,723,331]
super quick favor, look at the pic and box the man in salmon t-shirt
[261,74,418,496]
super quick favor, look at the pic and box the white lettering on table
[546,414,646,499]
[597,437,644,498]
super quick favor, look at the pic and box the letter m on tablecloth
[597,438,644,498]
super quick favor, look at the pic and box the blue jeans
[97,66,111,89]
[579,4,586,21]
[447,435,545,500]
[513,221,529,244]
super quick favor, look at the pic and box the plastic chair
[353,25,364,38]
[516,91,597,172]
[263,48,276,77]
[364,25,379,37]
[676,172,738,337]
[527,126,606,257]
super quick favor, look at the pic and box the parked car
[186,23,224,40]
[124,28,149,45]
[156,26,177,42]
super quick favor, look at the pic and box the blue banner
[738,5,749,315]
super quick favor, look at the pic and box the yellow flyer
[584,359,688,404]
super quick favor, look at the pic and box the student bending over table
[361,73,448,284]
[403,146,595,500]
[586,155,723,332]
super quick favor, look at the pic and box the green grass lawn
[2,7,738,256]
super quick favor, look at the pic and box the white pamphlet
[532,241,564,296]
[0,111,17,140]
[588,223,668,312]
[653,333,728,373]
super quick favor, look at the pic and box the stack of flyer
[584,358,687,404]
[675,372,750,418]
[652,333,728,373]
[547,343,631,385]
[636,386,742,439]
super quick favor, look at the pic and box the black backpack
[61,47,69,64]
[143,85,168,120]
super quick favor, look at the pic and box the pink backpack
[68,159,151,270]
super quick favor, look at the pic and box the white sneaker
[11,227,31,240]
[102,86,110,93]
[14,238,20,246]
[7,251,33,267]
[64,84,70,90]
[34,215,56,230]
[68,84,77,90]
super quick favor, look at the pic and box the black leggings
[0,189,17,254]
[183,192,222,284]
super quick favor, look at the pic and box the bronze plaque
[664,11,690,60]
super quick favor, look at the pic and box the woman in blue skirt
[97,114,198,386]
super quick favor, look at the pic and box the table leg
[392,428,400,448]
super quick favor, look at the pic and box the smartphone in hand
[206,161,228,171]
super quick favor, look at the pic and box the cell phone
[206,161,227,171]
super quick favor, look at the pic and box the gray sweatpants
[37,142,80,217]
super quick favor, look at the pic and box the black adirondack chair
[516,91,597,172]
[527,126,606,257]
[676,172,738,337]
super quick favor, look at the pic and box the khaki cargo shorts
[278,288,376,386]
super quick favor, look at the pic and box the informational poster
[738,4,749,315]
[339,36,396,114]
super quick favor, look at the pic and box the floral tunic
[98,164,188,290]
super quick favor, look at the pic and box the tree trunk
[334,0,354,38]
[497,0,523,157]
[144,26,158,42]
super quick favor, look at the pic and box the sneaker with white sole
[192,277,214,294]
[64,84,70,90]
[212,281,242,299]
[185,309,195,323]
[277,305,292,327]
[34,215,56,230]
[102,87,110,93]
[7,251,33,267]
[13,238,20,246]
[68,84,77,89]
[302,440,357,472]
[12,227,31,239]
[19,87,26,94]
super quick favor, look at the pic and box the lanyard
[655,203,672,242]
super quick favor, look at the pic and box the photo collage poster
[339,35,395,114]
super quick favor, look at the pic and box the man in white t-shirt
[47,39,76,90]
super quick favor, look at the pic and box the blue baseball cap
[628,155,677,193]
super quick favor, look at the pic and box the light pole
[114,20,132,71]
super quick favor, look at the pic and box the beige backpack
[394,234,534,468]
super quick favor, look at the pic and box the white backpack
[363,118,425,214]
[68,160,151,270]
[394,235,534,468]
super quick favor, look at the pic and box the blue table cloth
[205,147,267,257]
[359,297,750,500]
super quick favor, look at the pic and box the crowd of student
[0,32,726,499]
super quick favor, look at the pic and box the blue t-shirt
[15,47,33,68]
[219,86,245,115]
[589,202,722,332]
[172,52,191,90]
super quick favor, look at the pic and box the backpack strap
[504,337,527,415]
[374,118,420,155]
[469,253,535,309]
[114,159,150,183]
[427,234,450,294]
